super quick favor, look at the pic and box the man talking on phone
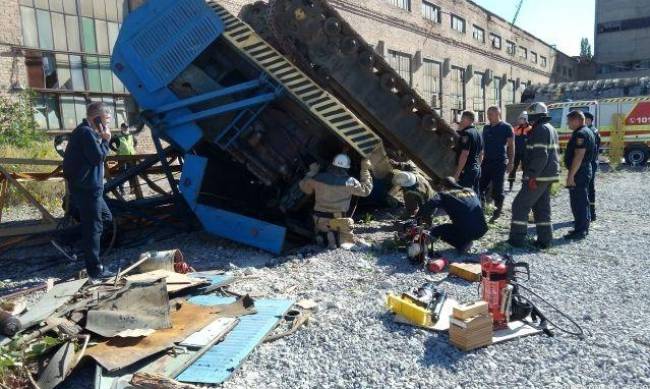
[62,101,113,282]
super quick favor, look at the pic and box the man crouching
[299,154,373,249]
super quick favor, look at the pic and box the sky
[471,0,595,56]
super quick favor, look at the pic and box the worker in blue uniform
[564,110,596,241]
[479,106,515,221]
[584,112,601,221]
[62,102,113,281]
[417,177,488,253]
[454,111,483,195]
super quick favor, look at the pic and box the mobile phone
[93,117,105,132]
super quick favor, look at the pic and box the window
[503,80,516,104]
[420,59,441,108]
[450,66,465,118]
[490,33,501,49]
[19,0,132,131]
[386,50,412,86]
[506,41,516,56]
[540,56,547,68]
[531,51,537,64]
[387,0,410,11]
[451,15,465,33]
[421,1,440,23]
[472,25,485,43]
[568,68,573,78]
[487,77,501,108]
[471,73,485,122]
[549,108,563,129]
[519,46,527,59]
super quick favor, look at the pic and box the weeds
[0,141,65,213]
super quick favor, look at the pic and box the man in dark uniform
[479,106,515,221]
[454,111,483,195]
[584,112,601,221]
[62,102,113,281]
[508,102,561,249]
[508,111,532,191]
[564,110,596,241]
[417,177,488,253]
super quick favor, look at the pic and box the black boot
[490,200,503,223]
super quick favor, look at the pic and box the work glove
[306,162,320,178]
[360,159,372,170]
[528,177,538,191]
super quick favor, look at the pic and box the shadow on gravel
[420,334,466,369]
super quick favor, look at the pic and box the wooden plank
[452,301,489,320]
[0,164,55,223]
[0,222,61,238]
[0,178,8,223]
[180,317,237,348]
[0,158,62,166]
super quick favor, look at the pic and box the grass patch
[0,141,65,213]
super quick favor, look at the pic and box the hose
[512,281,586,338]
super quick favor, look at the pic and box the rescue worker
[454,110,483,195]
[508,111,532,191]
[564,110,596,240]
[109,123,138,195]
[62,102,113,281]
[391,169,434,219]
[479,106,515,221]
[299,154,373,249]
[508,102,561,249]
[416,176,488,253]
[584,112,601,221]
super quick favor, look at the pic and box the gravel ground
[2,167,650,388]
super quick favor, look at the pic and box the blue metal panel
[178,297,294,384]
[179,155,207,209]
[114,0,223,92]
[194,204,286,254]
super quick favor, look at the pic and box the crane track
[241,0,458,180]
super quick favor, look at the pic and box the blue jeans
[69,188,112,277]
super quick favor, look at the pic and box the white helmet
[392,171,417,187]
[518,111,529,122]
[527,102,548,115]
[332,153,351,169]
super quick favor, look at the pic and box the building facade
[0,0,579,130]
[0,0,135,132]
[595,0,650,79]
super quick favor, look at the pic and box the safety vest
[117,134,136,156]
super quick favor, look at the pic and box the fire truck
[546,97,650,165]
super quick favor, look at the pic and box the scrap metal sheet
[125,270,208,294]
[87,297,255,371]
[177,297,293,384]
[86,278,171,338]
[18,278,87,329]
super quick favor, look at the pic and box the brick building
[0,0,579,131]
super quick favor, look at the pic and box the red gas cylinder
[427,257,449,273]
[480,254,509,330]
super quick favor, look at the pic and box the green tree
[0,91,42,147]
[580,37,593,60]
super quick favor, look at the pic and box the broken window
[55,53,72,89]
[60,94,78,129]
[472,73,485,122]
[422,1,440,23]
[33,93,62,130]
[487,77,501,108]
